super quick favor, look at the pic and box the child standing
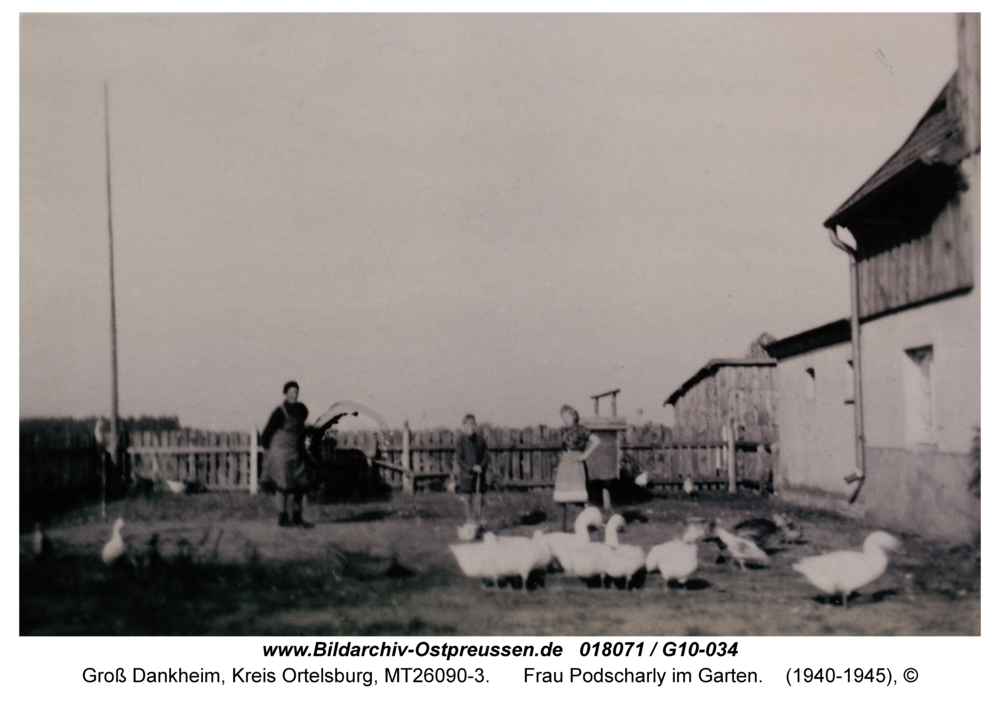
[454,414,490,524]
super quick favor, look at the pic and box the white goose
[101,517,127,565]
[543,506,603,567]
[449,533,502,586]
[601,514,647,590]
[491,530,554,590]
[682,477,697,496]
[457,522,483,542]
[712,525,769,570]
[645,521,707,588]
[792,531,900,606]
[555,526,612,587]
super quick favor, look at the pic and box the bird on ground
[732,517,781,550]
[555,523,613,588]
[457,522,484,542]
[449,533,501,587]
[451,532,550,589]
[634,471,649,488]
[772,513,805,543]
[491,530,554,590]
[165,480,186,494]
[31,522,54,561]
[682,477,698,497]
[710,525,770,570]
[101,517,127,565]
[682,518,712,542]
[601,514,647,590]
[520,509,548,526]
[792,531,900,606]
[543,506,603,567]
[645,521,707,588]
[732,514,805,551]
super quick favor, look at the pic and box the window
[804,368,816,403]
[904,345,935,447]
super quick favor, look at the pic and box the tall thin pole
[828,227,865,499]
[104,82,120,521]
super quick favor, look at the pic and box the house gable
[825,72,975,320]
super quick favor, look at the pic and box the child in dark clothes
[454,414,490,525]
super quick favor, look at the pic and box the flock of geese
[449,506,902,606]
[29,505,900,607]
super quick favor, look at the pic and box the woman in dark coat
[260,381,312,527]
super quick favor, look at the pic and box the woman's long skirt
[553,451,589,503]
[260,427,308,493]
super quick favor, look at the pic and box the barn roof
[824,72,966,230]
[761,319,851,361]
[664,358,776,407]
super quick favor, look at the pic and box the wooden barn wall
[856,194,973,320]
[673,365,776,435]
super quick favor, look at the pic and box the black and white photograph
[19,12,980,638]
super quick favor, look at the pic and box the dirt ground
[20,489,980,635]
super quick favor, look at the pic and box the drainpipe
[827,226,866,502]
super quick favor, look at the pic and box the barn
[664,357,777,441]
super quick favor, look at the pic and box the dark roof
[762,319,851,361]
[825,72,966,229]
[664,358,776,407]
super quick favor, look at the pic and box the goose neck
[604,525,620,547]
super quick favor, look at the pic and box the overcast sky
[19,13,962,431]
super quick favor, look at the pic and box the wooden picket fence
[376,423,776,494]
[105,423,777,495]
[620,423,776,492]
[127,429,259,491]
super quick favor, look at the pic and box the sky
[18,13,963,431]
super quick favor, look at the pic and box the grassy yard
[20,489,980,635]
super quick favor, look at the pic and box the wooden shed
[664,358,777,441]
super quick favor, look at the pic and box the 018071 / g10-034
[579,641,739,657]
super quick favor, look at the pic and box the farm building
[762,320,855,497]
[783,15,980,541]
[664,357,777,441]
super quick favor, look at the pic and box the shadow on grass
[20,546,430,635]
[810,590,898,606]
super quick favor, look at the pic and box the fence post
[402,421,413,495]
[249,427,258,494]
[726,419,737,494]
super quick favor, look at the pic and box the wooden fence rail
[23,423,775,503]
[126,429,259,492]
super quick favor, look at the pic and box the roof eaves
[664,358,776,406]
[762,319,851,361]
[824,72,963,230]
